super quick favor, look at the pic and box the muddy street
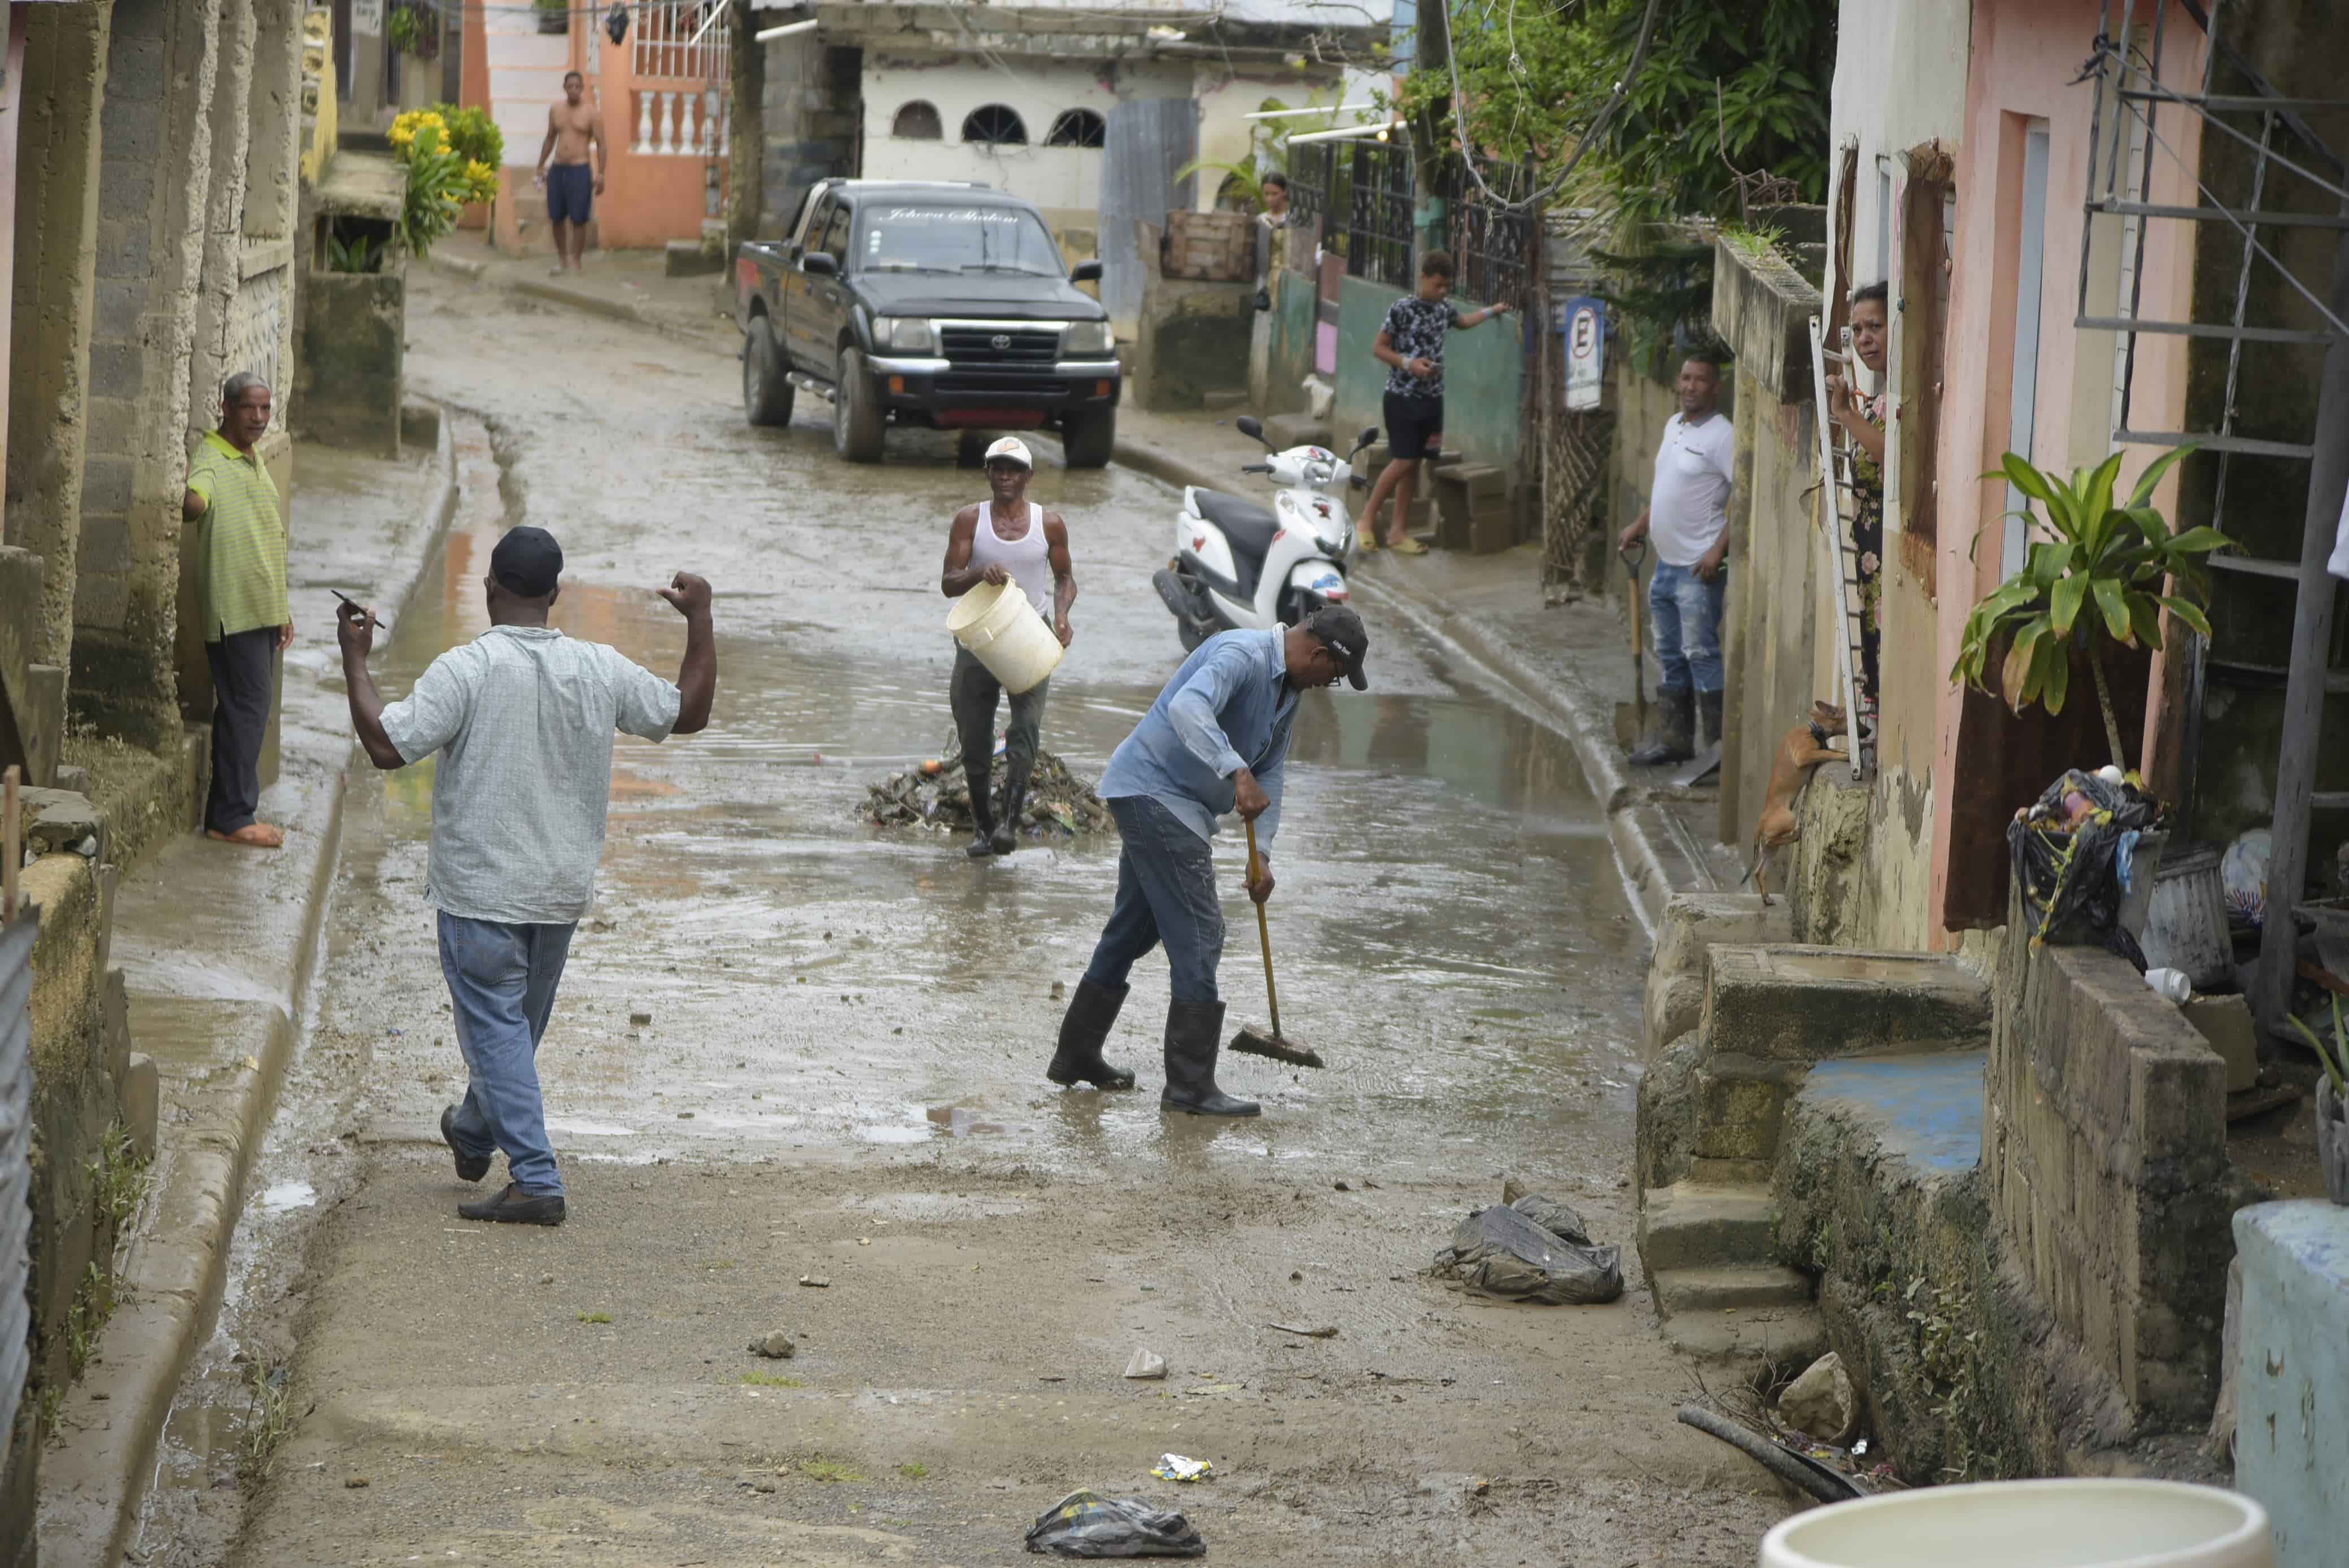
[139,272,1783,1566]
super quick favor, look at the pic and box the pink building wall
[1926,0,2207,936]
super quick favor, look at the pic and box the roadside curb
[34,422,463,1568]
[1110,430,1692,937]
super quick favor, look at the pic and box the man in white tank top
[939,437,1077,857]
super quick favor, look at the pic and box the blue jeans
[1649,560,1727,693]
[1084,796,1226,1004]
[437,913,575,1196]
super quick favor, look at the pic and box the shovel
[1226,818,1325,1069]
[1622,538,1648,738]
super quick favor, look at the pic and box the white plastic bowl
[1761,1479,2272,1568]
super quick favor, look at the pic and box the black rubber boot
[966,768,996,859]
[1047,977,1136,1089]
[1160,999,1260,1117]
[1628,685,1695,766]
[990,785,1022,855]
[1696,688,1724,751]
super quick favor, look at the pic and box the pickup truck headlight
[877,316,935,353]
[1063,320,1113,356]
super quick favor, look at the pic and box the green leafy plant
[2288,994,2348,1099]
[1951,448,2231,770]
[1397,0,1833,229]
[426,101,505,172]
[388,111,498,261]
[326,230,379,273]
[387,7,420,55]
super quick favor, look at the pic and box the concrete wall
[747,34,861,243]
[295,272,404,456]
[859,53,1119,215]
[1983,921,2243,1425]
[1248,262,1317,415]
[1331,272,1524,476]
[6,0,113,691]
[1132,246,1252,412]
[1710,238,1832,862]
[2233,1202,2349,1568]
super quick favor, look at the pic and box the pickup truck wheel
[1060,408,1115,469]
[832,346,885,463]
[741,318,794,427]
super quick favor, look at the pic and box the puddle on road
[333,511,1648,1184]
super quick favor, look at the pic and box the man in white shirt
[334,527,717,1225]
[1618,355,1734,765]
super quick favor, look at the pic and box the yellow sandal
[1389,537,1429,556]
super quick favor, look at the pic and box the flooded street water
[139,273,1781,1567]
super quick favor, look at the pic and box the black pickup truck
[733,179,1121,466]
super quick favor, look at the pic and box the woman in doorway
[1823,281,1889,707]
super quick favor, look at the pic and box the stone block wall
[1983,927,2242,1423]
[741,33,861,246]
[76,0,222,744]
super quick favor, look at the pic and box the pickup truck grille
[938,374,1069,397]
[941,325,1062,365]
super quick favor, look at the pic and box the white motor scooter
[1152,417,1379,652]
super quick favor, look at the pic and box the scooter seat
[1191,490,1283,562]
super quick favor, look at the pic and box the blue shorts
[546,163,594,227]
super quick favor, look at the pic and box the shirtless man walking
[939,438,1076,859]
[533,71,606,274]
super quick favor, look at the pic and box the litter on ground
[865,740,1115,838]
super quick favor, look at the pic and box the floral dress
[1848,392,1886,707]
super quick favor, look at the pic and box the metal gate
[1099,98,1198,328]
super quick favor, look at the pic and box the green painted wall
[1333,273,1526,476]
[1251,267,1318,416]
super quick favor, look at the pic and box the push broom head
[1228,1023,1324,1069]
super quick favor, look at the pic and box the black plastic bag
[2007,767,2160,968]
[1025,1490,1206,1558]
[1433,1198,1623,1305]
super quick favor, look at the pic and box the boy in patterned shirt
[1354,251,1511,554]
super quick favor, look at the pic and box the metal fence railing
[1344,141,1414,290]
[1434,160,1538,309]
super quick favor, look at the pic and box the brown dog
[1747,700,1847,905]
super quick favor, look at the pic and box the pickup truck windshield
[855,204,1066,277]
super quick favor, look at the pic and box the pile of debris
[864,741,1115,840]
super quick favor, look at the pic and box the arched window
[891,101,942,139]
[962,104,1027,147]
[1044,108,1106,149]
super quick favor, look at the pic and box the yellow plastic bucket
[945,578,1062,695]
[1759,1480,2271,1568]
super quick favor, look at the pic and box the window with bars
[1345,142,1413,290]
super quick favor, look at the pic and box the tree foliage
[1402,0,1836,225]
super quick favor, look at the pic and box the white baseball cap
[983,436,1034,469]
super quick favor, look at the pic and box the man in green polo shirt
[181,372,292,849]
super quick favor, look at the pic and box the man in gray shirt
[334,527,717,1225]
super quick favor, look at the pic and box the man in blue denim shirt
[1049,607,1369,1117]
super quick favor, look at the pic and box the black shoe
[1048,977,1137,1090]
[440,1104,490,1183]
[1628,686,1696,766]
[1696,689,1724,751]
[1160,999,1260,1117]
[966,830,994,859]
[457,1182,566,1225]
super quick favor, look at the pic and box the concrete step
[1636,1182,1779,1273]
[1662,1303,1830,1372]
[1651,1264,1814,1316]
[1700,944,1993,1064]
[1686,1157,1772,1186]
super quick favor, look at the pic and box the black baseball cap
[490,526,563,598]
[1302,604,1369,689]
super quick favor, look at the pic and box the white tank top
[966,501,1053,619]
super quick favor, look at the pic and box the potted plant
[1953,448,2231,772]
[535,0,571,37]
[2290,997,2349,1204]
